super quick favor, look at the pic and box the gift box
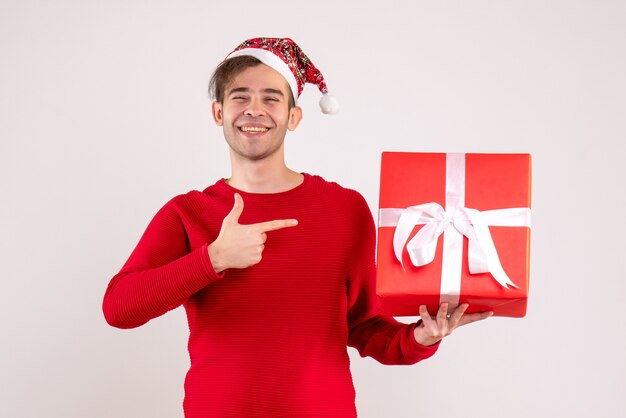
[376,152,532,318]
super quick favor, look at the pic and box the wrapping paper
[376,152,532,317]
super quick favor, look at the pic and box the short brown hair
[208,55,295,108]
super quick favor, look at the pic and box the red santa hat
[225,37,339,115]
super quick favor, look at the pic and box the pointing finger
[225,193,244,224]
[254,219,299,232]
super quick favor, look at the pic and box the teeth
[241,126,269,132]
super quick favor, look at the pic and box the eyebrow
[262,88,284,96]
[227,87,285,97]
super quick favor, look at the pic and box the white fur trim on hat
[226,48,299,104]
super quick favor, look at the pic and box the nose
[244,97,265,118]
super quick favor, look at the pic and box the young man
[103,37,492,418]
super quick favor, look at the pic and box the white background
[2,1,625,417]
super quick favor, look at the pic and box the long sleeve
[346,193,440,365]
[102,197,224,329]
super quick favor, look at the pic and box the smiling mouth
[239,126,269,133]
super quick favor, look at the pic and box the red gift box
[376,152,532,318]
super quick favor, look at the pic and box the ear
[212,101,224,126]
[287,106,303,131]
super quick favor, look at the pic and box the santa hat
[226,37,339,115]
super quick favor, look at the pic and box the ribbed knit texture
[103,173,439,418]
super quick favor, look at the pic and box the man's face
[212,63,302,162]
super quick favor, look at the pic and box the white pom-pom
[319,93,339,115]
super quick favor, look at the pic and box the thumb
[225,193,244,224]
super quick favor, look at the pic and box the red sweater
[103,173,438,418]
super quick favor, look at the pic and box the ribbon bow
[391,203,530,288]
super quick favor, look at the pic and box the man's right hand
[207,193,298,273]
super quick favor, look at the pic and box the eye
[265,97,280,102]
[229,94,249,102]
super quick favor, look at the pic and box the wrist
[414,334,439,347]
[413,325,440,347]
[207,242,226,273]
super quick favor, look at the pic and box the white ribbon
[378,153,531,308]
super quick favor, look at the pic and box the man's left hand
[413,303,493,346]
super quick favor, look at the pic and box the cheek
[221,109,239,125]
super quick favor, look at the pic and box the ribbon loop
[393,202,444,268]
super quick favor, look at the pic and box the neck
[227,149,303,193]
